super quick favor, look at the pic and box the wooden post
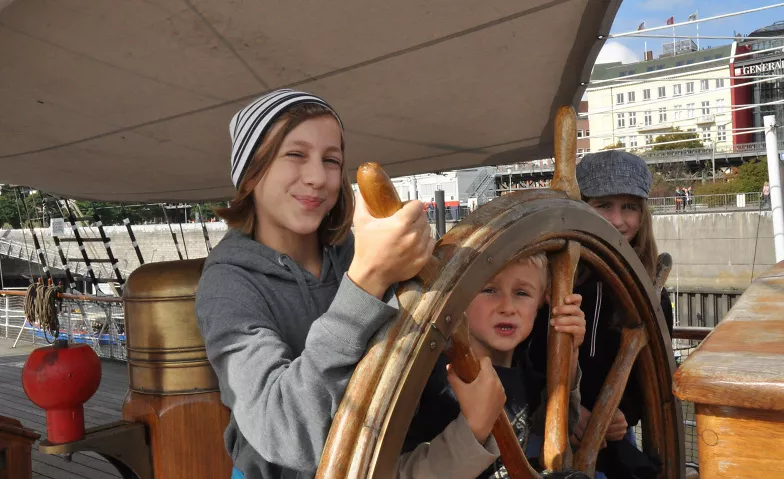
[0,416,40,479]
[543,106,581,471]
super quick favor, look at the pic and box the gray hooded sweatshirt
[196,229,398,478]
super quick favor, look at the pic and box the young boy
[397,252,586,479]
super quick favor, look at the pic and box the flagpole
[696,11,700,50]
[672,14,675,50]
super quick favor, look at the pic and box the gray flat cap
[576,150,652,199]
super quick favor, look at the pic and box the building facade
[586,45,734,153]
[732,21,784,143]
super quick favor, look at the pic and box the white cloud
[595,41,640,65]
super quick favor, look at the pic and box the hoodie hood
[202,229,354,320]
[204,229,352,283]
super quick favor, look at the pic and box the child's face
[585,194,642,243]
[466,261,546,359]
[253,115,344,238]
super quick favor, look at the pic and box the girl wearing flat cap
[528,150,673,479]
[196,89,435,479]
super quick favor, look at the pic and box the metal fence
[0,291,125,360]
[673,335,701,469]
[647,192,764,214]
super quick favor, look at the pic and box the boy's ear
[544,290,551,305]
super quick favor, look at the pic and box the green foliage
[693,181,741,195]
[651,128,704,151]
[736,158,769,193]
[601,141,623,151]
[693,159,769,196]
[0,186,228,229]
[0,187,24,228]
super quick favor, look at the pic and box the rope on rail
[24,283,37,325]
[24,282,61,343]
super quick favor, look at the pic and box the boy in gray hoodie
[197,89,434,479]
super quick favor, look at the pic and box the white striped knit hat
[229,89,343,188]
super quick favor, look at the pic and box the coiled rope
[24,282,61,343]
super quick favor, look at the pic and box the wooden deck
[0,338,125,478]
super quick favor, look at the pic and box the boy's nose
[497,294,515,314]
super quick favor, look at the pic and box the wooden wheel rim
[319,190,684,479]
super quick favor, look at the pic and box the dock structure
[0,339,125,478]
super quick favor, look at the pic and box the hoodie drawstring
[327,247,343,283]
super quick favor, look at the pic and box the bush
[693,159,768,196]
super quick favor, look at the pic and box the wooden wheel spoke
[543,105,580,471]
[543,241,580,470]
[573,327,649,475]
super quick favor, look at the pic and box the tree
[601,141,623,151]
[648,167,671,198]
[737,158,769,193]
[0,186,24,228]
[693,158,768,195]
[651,128,704,151]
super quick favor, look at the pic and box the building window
[617,113,626,128]
[716,78,725,89]
[644,111,652,126]
[716,98,725,114]
[686,82,694,94]
[577,129,584,138]
[674,105,682,121]
[687,103,695,119]
[628,91,636,103]
[701,101,711,115]
[645,134,653,145]
[616,93,625,104]
[658,86,666,98]
[643,89,651,100]
[618,136,626,147]
[659,107,667,122]
[585,130,590,137]
[577,148,585,157]
[629,136,638,148]
[701,127,711,141]
[629,112,637,127]
[718,125,727,142]
[673,84,682,96]
[700,80,709,91]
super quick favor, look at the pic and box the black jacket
[403,355,534,478]
[528,275,673,429]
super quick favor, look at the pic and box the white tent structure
[0,0,620,202]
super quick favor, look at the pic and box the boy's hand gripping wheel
[356,163,539,479]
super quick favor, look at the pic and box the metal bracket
[38,420,152,479]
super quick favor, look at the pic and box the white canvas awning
[0,0,619,202]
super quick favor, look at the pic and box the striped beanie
[229,89,343,188]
